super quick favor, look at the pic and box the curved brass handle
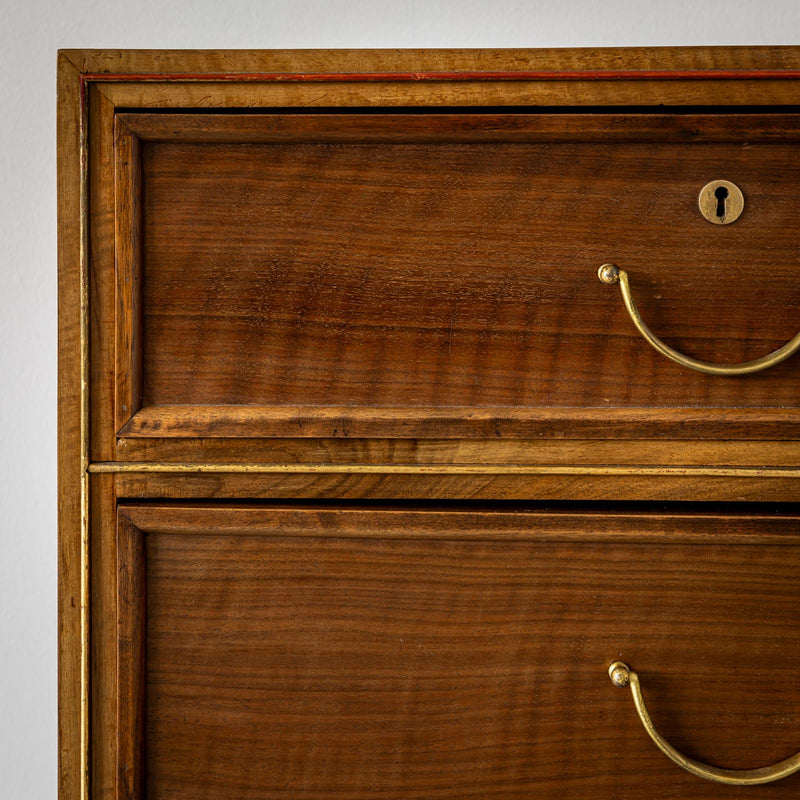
[608,661,800,785]
[597,264,800,375]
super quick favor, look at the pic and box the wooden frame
[112,110,800,442]
[113,504,800,798]
[58,48,800,800]
[113,118,143,433]
[115,513,144,800]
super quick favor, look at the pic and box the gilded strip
[88,462,800,477]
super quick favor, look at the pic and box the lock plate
[698,180,744,224]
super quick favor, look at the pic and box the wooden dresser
[58,48,800,799]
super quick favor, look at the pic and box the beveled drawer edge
[120,111,800,144]
[117,503,800,545]
[113,437,800,469]
[117,405,800,441]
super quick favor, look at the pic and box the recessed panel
[113,113,800,437]
[118,506,800,799]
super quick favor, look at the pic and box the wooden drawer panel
[117,505,800,799]
[114,113,800,440]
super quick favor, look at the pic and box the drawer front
[117,505,800,799]
[112,112,800,441]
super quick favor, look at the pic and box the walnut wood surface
[64,47,800,108]
[98,79,800,110]
[120,405,800,440]
[58,49,800,800]
[114,119,142,430]
[120,112,800,144]
[57,51,84,800]
[91,475,118,800]
[113,471,800,503]
[116,513,144,800]
[90,85,118,463]
[118,505,800,799]
[133,114,800,437]
[61,45,800,75]
[75,49,800,454]
[114,436,800,467]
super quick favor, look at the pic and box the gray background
[2,1,798,796]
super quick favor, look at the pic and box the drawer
[116,504,800,799]
[110,111,800,442]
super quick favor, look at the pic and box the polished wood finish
[63,46,800,109]
[120,112,800,144]
[118,505,800,799]
[123,504,800,543]
[113,470,800,503]
[120,405,800,440]
[116,512,144,800]
[89,84,118,464]
[91,474,119,800]
[73,48,800,458]
[57,49,800,800]
[114,118,143,431]
[61,44,800,75]
[113,436,800,467]
[126,115,800,440]
[57,51,85,800]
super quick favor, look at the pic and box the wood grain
[91,474,119,800]
[77,50,800,453]
[56,50,84,800]
[120,112,800,144]
[123,504,800,544]
[60,49,800,800]
[117,505,800,799]
[130,115,800,439]
[114,118,143,432]
[65,46,800,109]
[113,436,800,467]
[120,405,800,440]
[98,77,800,111]
[116,512,144,800]
[61,46,800,76]
[89,85,119,463]
[113,470,800,503]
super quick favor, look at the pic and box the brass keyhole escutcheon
[698,180,744,224]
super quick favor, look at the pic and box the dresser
[58,48,800,799]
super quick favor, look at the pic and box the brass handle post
[597,264,800,375]
[608,661,800,785]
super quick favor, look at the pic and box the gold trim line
[88,462,800,477]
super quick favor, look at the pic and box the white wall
[1,1,798,796]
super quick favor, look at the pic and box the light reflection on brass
[698,179,744,224]
[609,661,800,785]
[599,264,800,375]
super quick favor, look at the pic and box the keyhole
[714,185,729,219]
[699,180,743,224]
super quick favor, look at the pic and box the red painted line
[80,69,800,83]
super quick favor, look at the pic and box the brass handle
[597,264,800,375]
[608,661,800,785]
